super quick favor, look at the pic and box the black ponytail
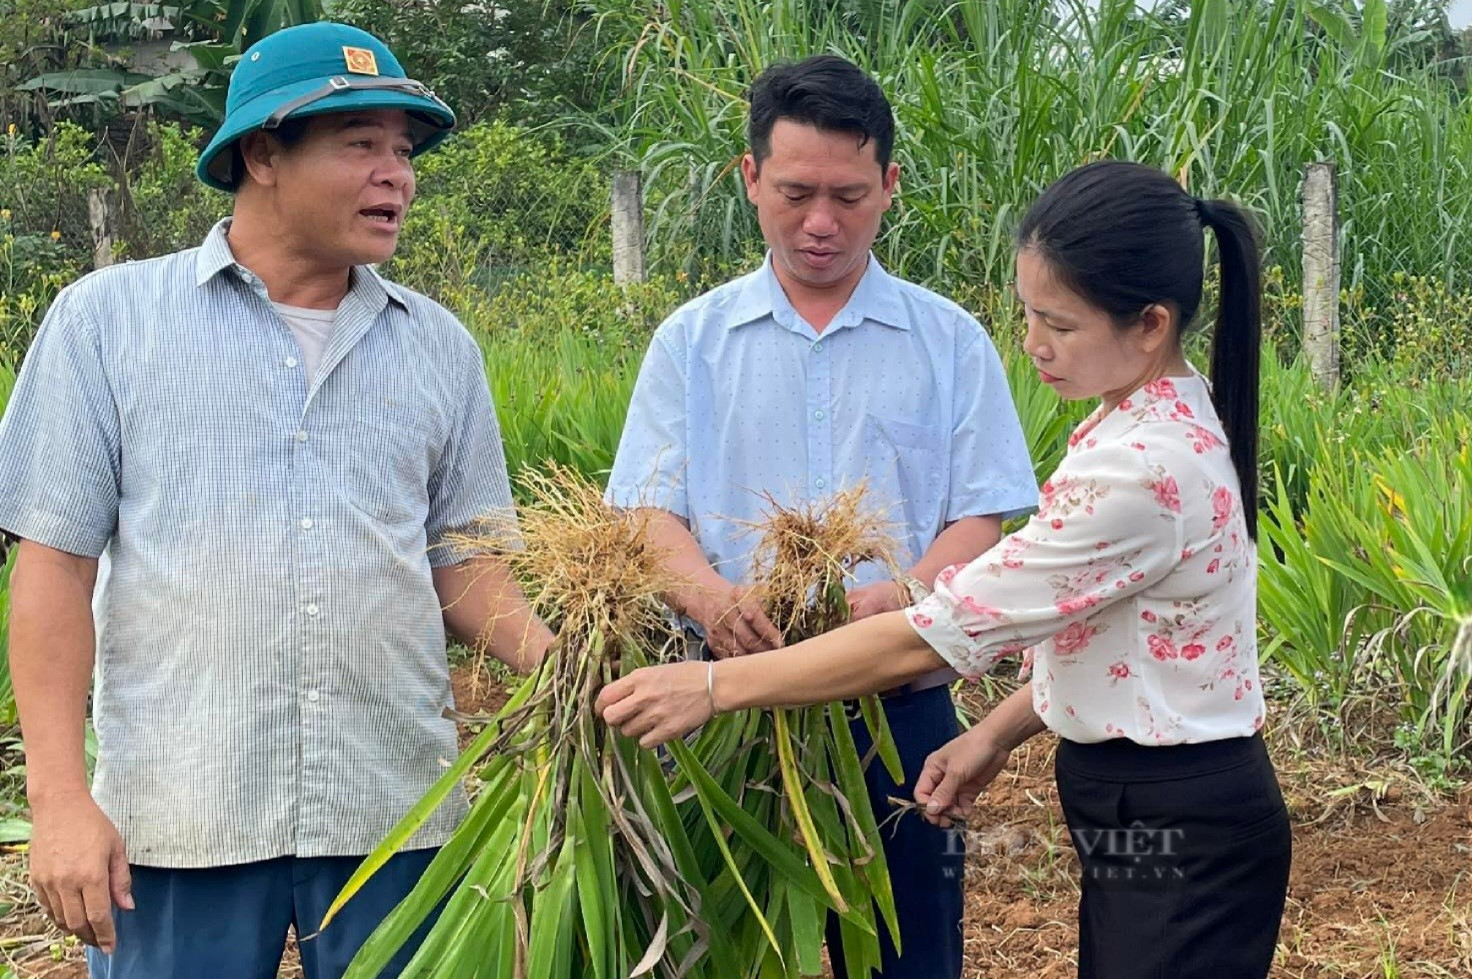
[1016,160,1262,539]
[1197,198,1261,539]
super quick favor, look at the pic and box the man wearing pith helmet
[0,22,550,977]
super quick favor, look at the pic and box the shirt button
[813,342,823,352]
[305,603,319,617]
[815,477,827,489]
[285,356,298,369]
[295,430,308,443]
[306,689,320,703]
[300,518,314,530]
[814,410,826,421]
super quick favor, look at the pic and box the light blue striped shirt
[607,255,1036,589]
[0,221,514,866]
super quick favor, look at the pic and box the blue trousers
[86,848,440,979]
[827,684,965,979]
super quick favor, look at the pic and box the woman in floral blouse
[599,160,1290,978]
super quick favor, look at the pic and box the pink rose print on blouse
[1143,378,1178,399]
[1181,643,1206,661]
[1149,475,1182,513]
[1211,486,1234,530]
[998,535,1033,570]
[961,596,1005,619]
[1148,634,1178,661]
[1216,635,1235,651]
[937,564,961,587]
[1187,425,1224,454]
[1053,620,1102,655]
[911,612,933,628]
[1107,661,1134,685]
[1055,593,1102,616]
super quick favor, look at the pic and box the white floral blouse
[906,371,1264,745]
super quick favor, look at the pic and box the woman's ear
[1137,303,1177,354]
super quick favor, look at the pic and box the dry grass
[445,463,683,689]
[746,484,897,641]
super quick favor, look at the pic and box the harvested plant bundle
[330,465,709,978]
[731,486,906,977]
[328,467,888,978]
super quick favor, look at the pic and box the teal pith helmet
[196,22,455,192]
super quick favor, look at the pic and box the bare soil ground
[5,667,1468,979]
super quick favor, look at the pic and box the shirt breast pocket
[341,401,440,526]
[863,413,944,534]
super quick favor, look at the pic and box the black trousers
[1054,733,1291,979]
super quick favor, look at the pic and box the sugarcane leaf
[527,838,578,979]
[786,885,824,976]
[323,743,511,928]
[858,696,904,784]
[390,812,521,978]
[324,676,534,928]
[573,764,615,979]
[772,709,847,911]
[826,701,899,947]
[666,739,836,911]
[340,763,519,975]
[628,911,669,977]
[836,913,883,979]
[689,776,785,964]
[756,943,788,979]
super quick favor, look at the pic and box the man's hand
[847,579,907,621]
[28,791,133,952]
[688,584,783,659]
[912,726,1013,828]
[597,661,713,748]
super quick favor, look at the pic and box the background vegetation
[1,0,1470,840]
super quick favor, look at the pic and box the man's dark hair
[746,55,894,172]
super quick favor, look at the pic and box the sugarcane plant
[730,486,906,977]
[327,466,894,978]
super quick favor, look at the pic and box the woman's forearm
[974,680,1047,750]
[711,609,948,711]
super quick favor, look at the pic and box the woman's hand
[596,660,713,748]
[912,725,1013,827]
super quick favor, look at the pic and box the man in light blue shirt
[0,23,550,978]
[606,56,1036,978]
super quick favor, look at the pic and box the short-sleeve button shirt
[0,221,516,866]
[606,254,1037,587]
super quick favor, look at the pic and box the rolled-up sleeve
[605,326,688,516]
[425,340,517,566]
[906,442,1184,677]
[0,287,121,557]
[946,325,1037,522]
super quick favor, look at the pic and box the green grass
[474,321,1471,768]
[592,0,1472,343]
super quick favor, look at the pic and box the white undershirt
[272,302,338,382]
